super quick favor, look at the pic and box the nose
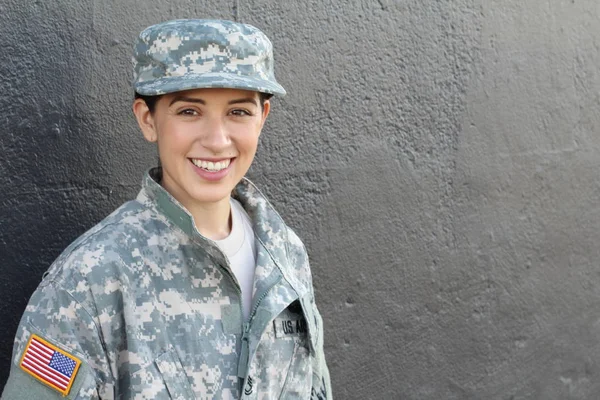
[200,115,230,153]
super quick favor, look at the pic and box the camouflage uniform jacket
[2,168,332,400]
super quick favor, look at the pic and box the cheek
[156,123,193,152]
[235,122,263,149]
[236,134,260,156]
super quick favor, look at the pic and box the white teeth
[191,158,231,172]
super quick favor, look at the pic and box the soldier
[2,19,331,399]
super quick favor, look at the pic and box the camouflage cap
[133,19,286,96]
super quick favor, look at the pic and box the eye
[177,108,199,116]
[230,108,252,117]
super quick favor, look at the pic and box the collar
[135,167,309,296]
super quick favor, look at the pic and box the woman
[2,19,331,399]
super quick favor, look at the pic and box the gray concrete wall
[2,0,600,398]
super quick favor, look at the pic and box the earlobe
[132,99,158,143]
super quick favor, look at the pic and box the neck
[157,170,233,240]
[186,197,232,240]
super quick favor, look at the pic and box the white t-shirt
[214,198,257,321]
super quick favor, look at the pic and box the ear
[259,100,271,131]
[132,98,158,143]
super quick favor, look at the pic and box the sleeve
[286,227,333,399]
[1,281,113,400]
[310,297,333,400]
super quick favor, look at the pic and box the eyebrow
[169,96,206,106]
[228,98,258,106]
[169,96,258,107]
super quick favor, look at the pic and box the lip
[189,157,235,182]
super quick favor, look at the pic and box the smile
[190,158,232,172]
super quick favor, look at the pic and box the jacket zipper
[219,253,284,384]
[237,276,282,381]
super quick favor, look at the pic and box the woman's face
[133,87,270,209]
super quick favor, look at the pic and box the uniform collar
[136,167,310,296]
[138,167,196,236]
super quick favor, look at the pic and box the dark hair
[134,91,274,114]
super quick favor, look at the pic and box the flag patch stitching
[19,334,82,396]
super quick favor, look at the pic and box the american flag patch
[19,334,81,396]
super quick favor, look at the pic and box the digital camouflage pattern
[133,19,286,97]
[2,168,331,399]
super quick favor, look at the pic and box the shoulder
[42,197,167,301]
[282,224,316,288]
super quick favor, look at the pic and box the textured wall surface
[2,0,600,398]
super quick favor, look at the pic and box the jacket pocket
[278,340,313,400]
[154,349,196,400]
[243,301,314,399]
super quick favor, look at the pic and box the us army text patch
[273,317,308,338]
[19,334,82,396]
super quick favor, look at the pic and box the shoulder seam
[47,201,147,286]
[44,280,116,384]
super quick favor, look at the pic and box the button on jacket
[2,168,332,399]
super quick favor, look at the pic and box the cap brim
[134,72,286,97]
